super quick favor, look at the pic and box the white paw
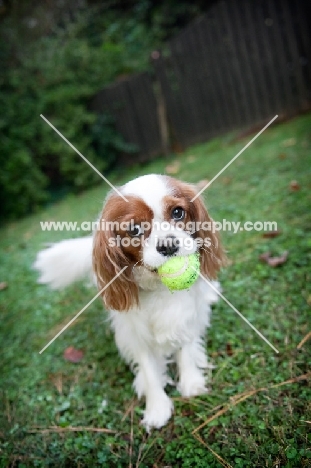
[141,395,173,431]
[178,373,209,398]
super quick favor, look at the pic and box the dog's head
[93,174,226,311]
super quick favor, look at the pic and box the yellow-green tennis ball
[158,254,200,291]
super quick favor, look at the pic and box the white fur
[122,174,172,220]
[34,174,220,430]
[110,276,219,430]
[33,237,93,289]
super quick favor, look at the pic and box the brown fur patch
[93,194,153,311]
[166,177,227,279]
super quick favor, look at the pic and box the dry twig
[193,433,233,468]
[297,330,311,349]
[129,405,134,468]
[121,398,138,423]
[192,372,311,434]
[29,425,116,434]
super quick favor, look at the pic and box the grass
[0,113,311,467]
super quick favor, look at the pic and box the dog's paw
[141,395,173,431]
[178,373,209,398]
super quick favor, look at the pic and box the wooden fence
[91,72,165,165]
[91,0,311,164]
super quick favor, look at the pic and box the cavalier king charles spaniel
[35,174,226,430]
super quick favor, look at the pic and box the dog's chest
[137,282,209,350]
[110,278,215,359]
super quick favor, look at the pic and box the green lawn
[1,114,310,467]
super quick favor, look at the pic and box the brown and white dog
[35,174,226,430]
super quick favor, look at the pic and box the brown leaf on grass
[262,230,282,238]
[0,282,8,291]
[226,343,234,356]
[222,176,232,185]
[267,251,288,267]
[63,347,84,363]
[260,251,288,267]
[278,153,286,159]
[186,155,196,163]
[165,160,180,174]
[289,180,300,191]
[259,251,271,262]
[49,372,63,394]
[282,137,296,147]
[196,179,210,191]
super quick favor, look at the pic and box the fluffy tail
[33,237,93,289]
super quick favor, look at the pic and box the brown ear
[168,177,227,279]
[92,212,139,312]
[190,193,227,279]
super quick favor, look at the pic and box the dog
[34,174,226,430]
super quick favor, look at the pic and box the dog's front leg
[136,352,173,431]
[176,341,210,397]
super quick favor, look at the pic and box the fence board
[294,1,311,106]
[92,0,311,163]
[199,12,233,132]
[267,0,298,116]
[91,72,162,165]
[282,0,308,110]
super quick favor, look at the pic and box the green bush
[0,1,207,220]
[0,6,158,220]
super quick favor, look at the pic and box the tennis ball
[158,253,200,291]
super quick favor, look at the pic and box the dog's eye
[171,207,185,220]
[128,224,143,237]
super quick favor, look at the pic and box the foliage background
[0,0,212,220]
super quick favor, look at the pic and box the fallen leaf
[260,251,288,267]
[226,343,234,356]
[222,176,232,185]
[49,372,63,394]
[63,347,84,363]
[262,230,282,238]
[165,160,180,174]
[186,155,196,163]
[259,252,271,262]
[0,282,8,291]
[23,231,32,240]
[196,179,209,191]
[289,180,300,191]
[282,138,296,147]
[278,153,286,159]
[267,251,288,267]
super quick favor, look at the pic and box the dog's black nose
[156,235,180,257]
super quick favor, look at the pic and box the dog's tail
[33,236,93,289]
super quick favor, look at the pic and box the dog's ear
[93,197,139,312]
[189,192,227,279]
